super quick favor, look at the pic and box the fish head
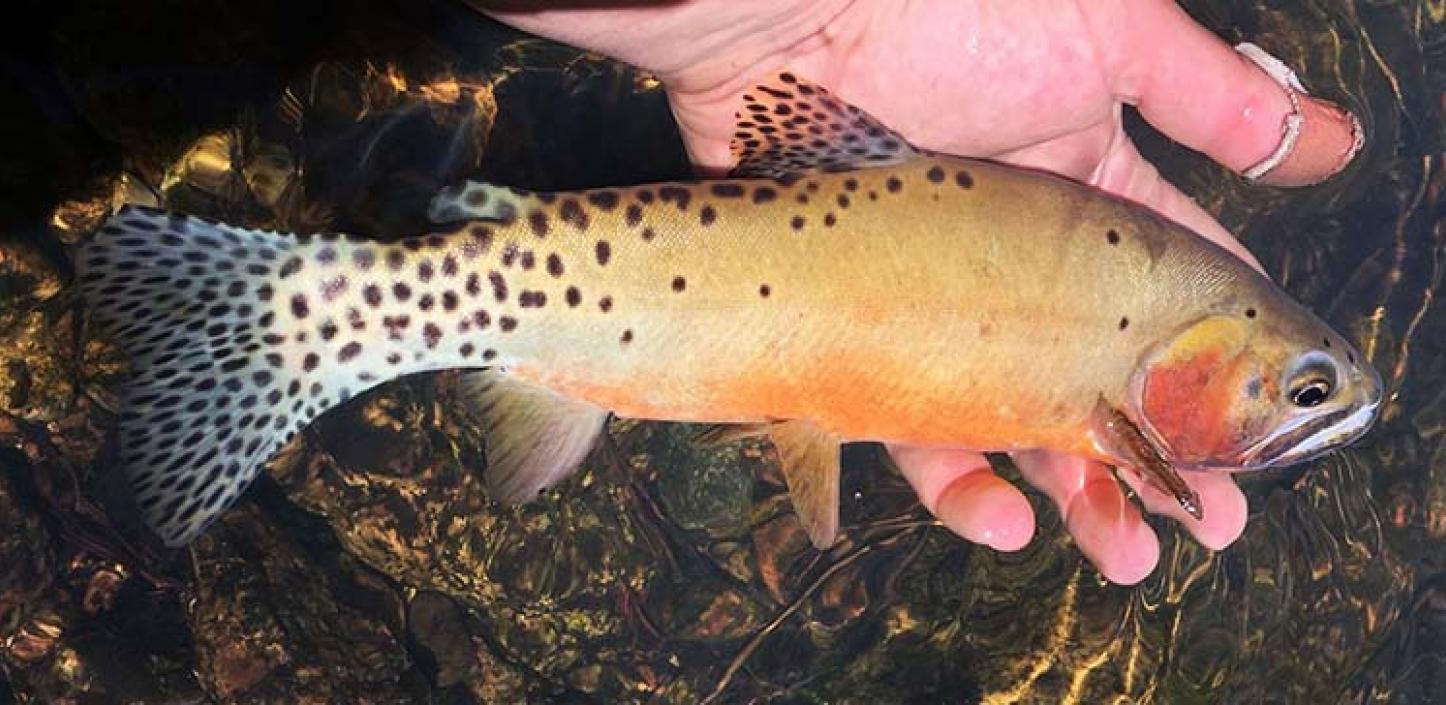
[1127,310,1382,471]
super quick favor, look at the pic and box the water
[1,0,1442,702]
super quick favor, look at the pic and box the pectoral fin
[1091,398,1203,520]
[768,420,843,549]
[461,370,609,503]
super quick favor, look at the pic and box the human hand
[478,0,1362,583]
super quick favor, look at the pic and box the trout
[75,73,1382,548]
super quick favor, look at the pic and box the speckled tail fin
[461,369,610,503]
[75,207,354,546]
[730,71,919,179]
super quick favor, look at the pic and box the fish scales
[75,72,1381,547]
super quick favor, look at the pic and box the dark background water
[0,0,1443,702]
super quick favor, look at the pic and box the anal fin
[767,420,842,549]
[461,370,610,503]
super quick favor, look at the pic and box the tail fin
[76,206,346,546]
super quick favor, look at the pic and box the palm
[480,0,1358,583]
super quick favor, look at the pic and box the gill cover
[1130,315,1279,469]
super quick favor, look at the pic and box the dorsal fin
[729,72,918,179]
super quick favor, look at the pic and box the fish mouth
[1234,393,1382,470]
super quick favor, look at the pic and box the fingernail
[1255,95,1364,187]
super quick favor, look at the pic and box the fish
[73,72,1384,549]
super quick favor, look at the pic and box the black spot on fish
[499,316,518,332]
[338,342,361,362]
[291,295,310,319]
[625,204,643,228]
[587,190,620,210]
[466,273,481,296]
[824,213,837,227]
[320,275,348,301]
[659,186,691,210]
[1107,229,1120,245]
[383,315,410,339]
[927,166,945,183]
[393,283,411,302]
[641,227,656,241]
[303,353,319,372]
[620,329,633,344]
[442,255,458,277]
[672,276,686,292]
[528,211,549,238]
[519,290,547,308]
[711,183,745,198]
[759,284,771,298]
[547,254,564,277]
[595,241,612,266]
[886,177,902,193]
[418,261,434,282]
[1119,317,1130,331]
[460,342,475,357]
[837,194,850,209]
[955,171,973,188]
[418,294,434,311]
[443,291,459,311]
[636,188,655,204]
[753,187,777,204]
[471,310,491,329]
[700,206,717,226]
[488,272,507,301]
[599,296,613,313]
[560,198,589,230]
[1245,308,1257,319]
[844,178,858,191]
[566,286,581,307]
[364,285,382,307]
[320,321,338,340]
[423,323,442,349]
[387,250,406,271]
[279,257,303,278]
[464,226,493,258]
[790,216,806,231]
[520,251,536,270]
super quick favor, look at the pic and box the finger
[1105,0,1360,186]
[1013,451,1160,585]
[1117,469,1249,551]
[888,445,1035,551]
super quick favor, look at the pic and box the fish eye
[1290,379,1332,407]
[1285,351,1337,408]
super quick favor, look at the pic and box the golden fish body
[75,73,1381,547]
